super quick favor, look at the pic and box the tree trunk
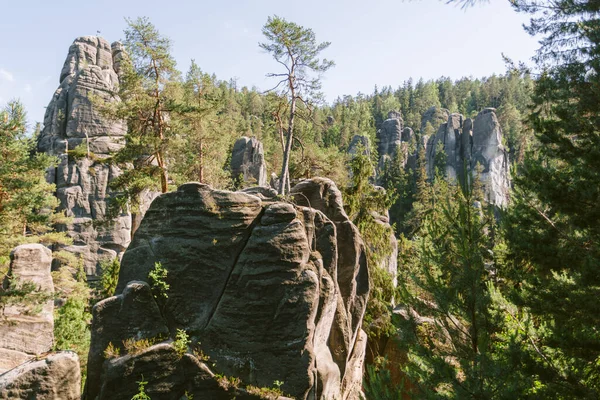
[198,138,204,183]
[279,95,296,195]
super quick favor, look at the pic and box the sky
[0,0,540,126]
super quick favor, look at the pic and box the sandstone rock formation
[37,36,130,278]
[85,181,370,400]
[377,111,403,168]
[0,352,81,400]
[425,108,510,207]
[376,111,419,174]
[0,244,54,373]
[348,134,371,157]
[230,136,268,187]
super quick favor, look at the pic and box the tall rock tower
[37,36,130,278]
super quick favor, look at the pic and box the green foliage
[344,148,397,339]
[0,276,53,319]
[500,1,600,397]
[131,377,151,400]
[245,384,284,399]
[172,329,190,357]
[99,257,120,298]
[148,262,169,300]
[393,174,532,398]
[363,358,406,400]
[0,101,71,270]
[261,15,334,194]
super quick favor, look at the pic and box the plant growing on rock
[131,377,151,400]
[173,329,190,357]
[148,262,169,301]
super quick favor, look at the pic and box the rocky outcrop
[348,134,371,157]
[425,108,510,207]
[85,181,370,400]
[230,137,268,187]
[377,111,403,168]
[0,245,54,374]
[376,111,419,175]
[37,36,130,278]
[471,109,511,207]
[0,352,81,400]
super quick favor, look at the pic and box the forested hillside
[1,1,599,399]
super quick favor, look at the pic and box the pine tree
[503,1,600,396]
[260,15,334,195]
[392,174,529,399]
[0,101,70,269]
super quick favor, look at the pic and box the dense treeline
[2,1,600,397]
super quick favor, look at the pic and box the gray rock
[85,281,170,400]
[348,135,370,156]
[421,106,450,134]
[424,108,510,208]
[426,113,464,180]
[241,186,278,200]
[87,181,369,400]
[377,111,403,163]
[471,108,510,207]
[0,245,54,373]
[0,352,81,400]
[230,137,267,187]
[37,36,132,278]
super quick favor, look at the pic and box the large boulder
[230,137,268,187]
[0,244,54,373]
[85,181,370,400]
[0,352,81,400]
[37,36,132,278]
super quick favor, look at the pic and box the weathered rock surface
[377,111,403,168]
[376,111,419,175]
[37,36,131,278]
[231,136,268,187]
[0,244,54,374]
[348,134,371,157]
[421,106,450,134]
[425,108,510,207]
[471,109,511,207]
[86,181,370,400]
[0,352,81,400]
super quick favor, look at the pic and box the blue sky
[0,0,539,126]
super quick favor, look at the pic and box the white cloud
[24,84,32,93]
[0,69,14,82]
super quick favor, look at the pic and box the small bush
[173,329,190,357]
[215,374,241,391]
[123,338,154,355]
[148,262,169,300]
[246,384,284,400]
[104,342,121,359]
[131,377,151,400]
[99,257,120,298]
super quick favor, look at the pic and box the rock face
[230,137,268,187]
[376,111,418,174]
[425,108,510,207]
[85,181,369,400]
[471,109,511,207]
[377,111,403,162]
[348,134,371,157]
[0,244,54,374]
[37,36,130,278]
[0,352,81,400]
